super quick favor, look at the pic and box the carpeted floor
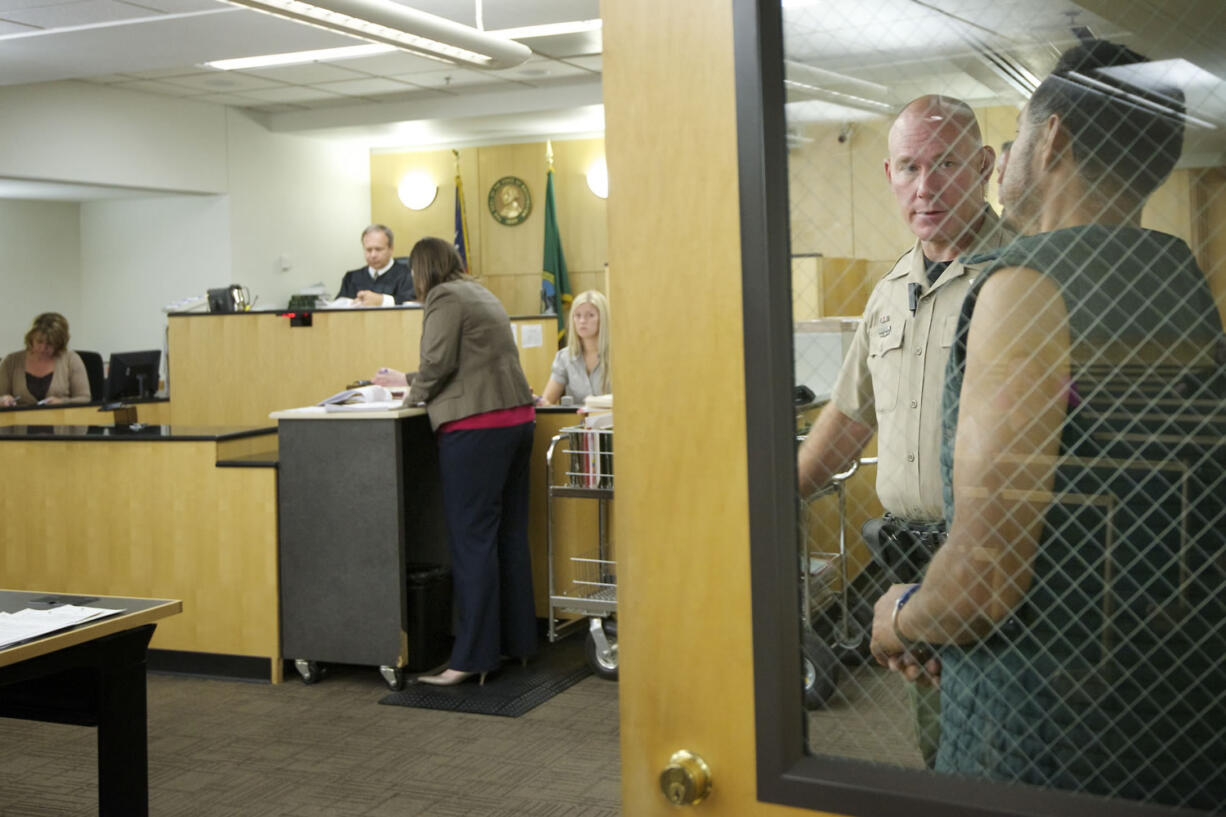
[0,654,621,817]
[807,662,926,769]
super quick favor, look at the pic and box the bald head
[884,94,994,260]
[889,95,984,153]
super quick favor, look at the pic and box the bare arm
[539,378,565,406]
[874,268,1070,653]
[796,402,875,497]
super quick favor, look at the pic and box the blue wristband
[892,583,928,655]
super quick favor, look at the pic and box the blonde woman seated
[0,313,90,407]
[539,290,611,406]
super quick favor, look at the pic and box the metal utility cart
[797,454,877,709]
[545,424,618,679]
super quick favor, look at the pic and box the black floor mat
[378,635,592,717]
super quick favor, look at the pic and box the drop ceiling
[0,0,1222,187]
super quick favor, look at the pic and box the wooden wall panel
[0,438,279,675]
[371,137,609,317]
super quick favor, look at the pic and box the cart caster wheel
[379,665,405,691]
[294,659,324,685]
[801,630,840,710]
[585,618,619,681]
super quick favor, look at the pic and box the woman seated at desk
[538,290,611,406]
[0,312,90,407]
[373,237,537,686]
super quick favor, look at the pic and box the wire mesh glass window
[784,1,1226,811]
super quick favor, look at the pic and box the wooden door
[605,1,841,814]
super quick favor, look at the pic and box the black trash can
[405,563,452,672]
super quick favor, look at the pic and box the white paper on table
[0,605,124,650]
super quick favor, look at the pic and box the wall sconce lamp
[398,171,438,210]
[218,0,531,70]
[586,157,609,199]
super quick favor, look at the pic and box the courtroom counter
[0,396,170,427]
[167,309,555,427]
[0,422,282,681]
[0,423,271,442]
[169,305,552,320]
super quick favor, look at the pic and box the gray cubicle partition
[276,411,450,687]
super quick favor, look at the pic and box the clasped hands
[870,583,942,688]
[353,290,385,307]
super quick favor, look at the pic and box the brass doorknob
[659,749,712,806]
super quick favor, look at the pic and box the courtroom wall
[0,81,228,194]
[77,195,231,362]
[370,137,609,315]
[786,103,1210,320]
[787,104,1198,263]
[0,83,370,356]
[225,108,371,306]
[0,200,83,354]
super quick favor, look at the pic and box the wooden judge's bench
[166,307,556,427]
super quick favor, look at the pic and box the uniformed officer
[796,94,1015,767]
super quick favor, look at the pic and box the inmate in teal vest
[937,226,1226,810]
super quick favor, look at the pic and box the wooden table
[0,590,181,817]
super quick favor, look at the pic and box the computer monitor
[103,350,161,403]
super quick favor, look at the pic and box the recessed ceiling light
[486,19,601,40]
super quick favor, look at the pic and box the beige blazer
[408,278,533,429]
[0,349,91,405]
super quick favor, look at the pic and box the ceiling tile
[155,71,285,92]
[391,67,508,91]
[2,0,152,27]
[561,55,601,73]
[0,20,37,33]
[0,0,75,12]
[496,56,590,84]
[515,30,602,60]
[314,76,415,96]
[79,73,139,83]
[240,85,347,103]
[334,50,457,77]
[127,65,218,79]
[242,62,370,84]
[110,78,202,96]
[245,102,306,113]
[117,0,218,12]
[192,91,267,106]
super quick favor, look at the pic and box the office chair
[76,350,105,401]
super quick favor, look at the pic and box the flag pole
[453,148,472,275]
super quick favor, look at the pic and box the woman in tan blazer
[0,312,90,407]
[378,237,537,686]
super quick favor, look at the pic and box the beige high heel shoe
[414,668,487,686]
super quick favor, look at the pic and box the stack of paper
[0,605,124,650]
[317,385,408,412]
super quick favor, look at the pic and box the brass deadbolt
[659,749,712,806]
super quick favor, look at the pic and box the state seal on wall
[488,176,532,226]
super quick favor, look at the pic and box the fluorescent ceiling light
[217,0,531,69]
[202,43,394,70]
[486,19,602,40]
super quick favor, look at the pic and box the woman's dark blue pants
[436,420,538,673]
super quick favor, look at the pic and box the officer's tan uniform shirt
[830,207,1014,523]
